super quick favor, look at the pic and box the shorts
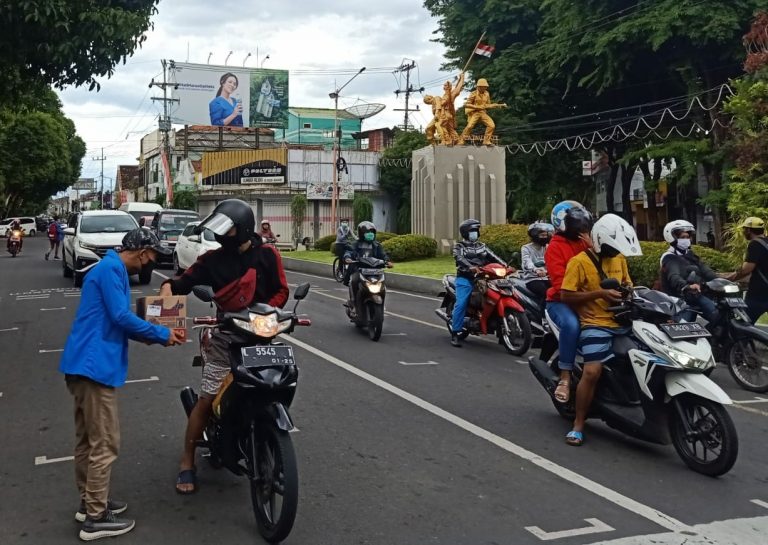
[578,326,629,364]
[200,331,233,397]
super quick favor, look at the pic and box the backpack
[47,222,57,240]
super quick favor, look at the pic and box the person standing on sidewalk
[59,228,183,541]
[45,215,64,260]
[728,217,768,322]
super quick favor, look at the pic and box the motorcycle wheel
[368,303,384,341]
[332,258,344,283]
[444,300,469,340]
[669,393,738,477]
[500,309,532,356]
[726,338,768,393]
[248,423,298,543]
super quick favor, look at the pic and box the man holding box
[59,228,184,541]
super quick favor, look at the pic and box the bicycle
[332,255,345,282]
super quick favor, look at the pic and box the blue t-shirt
[59,251,170,387]
[209,96,243,126]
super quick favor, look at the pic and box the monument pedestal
[411,145,506,253]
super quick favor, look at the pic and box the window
[182,224,196,237]
[80,215,138,233]
[303,123,312,129]
[360,138,370,150]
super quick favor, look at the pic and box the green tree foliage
[379,130,428,233]
[381,234,438,261]
[352,194,373,225]
[0,0,160,100]
[290,194,307,241]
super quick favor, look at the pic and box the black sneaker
[75,499,127,522]
[79,510,135,541]
[451,332,462,348]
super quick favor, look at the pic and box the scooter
[528,279,738,477]
[344,256,388,341]
[511,260,551,348]
[7,229,22,257]
[180,283,312,543]
[436,263,532,355]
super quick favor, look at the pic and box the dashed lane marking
[279,333,693,534]
[525,518,615,541]
[0,327,19,332]
[751,499,768,510]
[382,333,408,336]
[733,397,768,404]
[17,294,50,300]
[35,455,74,466]
[398,360,439,366]
[40,307,66,311]
[38,349,64,353]
[731,404,768,417]
[125,376,159,384]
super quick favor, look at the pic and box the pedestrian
[45,215,63,260]
[59,228,184,541]
[728,217,768,323]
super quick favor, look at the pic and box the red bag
[47,223,57,240]
[213,268,257,312]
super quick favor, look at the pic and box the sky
[58,0,456,192]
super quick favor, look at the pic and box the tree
[352,194,373,225]
[379,130,428,232]
[290,194,307,242]
[0,0,159,100]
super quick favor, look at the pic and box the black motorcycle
[511,269,550,348]
[181,283,312,543]
[344,256,388,341]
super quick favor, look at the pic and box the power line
[393,60,424,130]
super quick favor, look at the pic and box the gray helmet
[357,221,376,240]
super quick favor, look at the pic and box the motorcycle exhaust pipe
[434,308,450,324]
[180,386,198,417]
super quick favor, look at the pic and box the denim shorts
[579,326,629,364]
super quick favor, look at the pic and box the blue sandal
[175,468,197,494]
[565,430,584,446]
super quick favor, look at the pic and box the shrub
[626,241,738,287]
[376,231,397,243]
[383,234,437,262]
[315,235,336,251]
[480,224,530,263]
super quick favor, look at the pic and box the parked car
[173,221,220,274]
[62,210,139,287]
[118,202,162,225]
[0,217,37,237]
[148,209,200,266]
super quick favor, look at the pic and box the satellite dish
[345,103,385,120]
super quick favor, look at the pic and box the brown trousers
[67,377,120,518]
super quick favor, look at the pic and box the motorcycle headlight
[645,330,713,371]
[493,267,507,277]
[233,312,292,337]
[366,282,382,294]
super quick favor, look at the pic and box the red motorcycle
[436,263,532,355]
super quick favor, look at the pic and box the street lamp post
[328,67,365,228]
[260,54,270,68]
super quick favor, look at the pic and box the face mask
[676,238,692,251]
[341,222,348,227]
[600,245,620,258]
[468,231,479,242]
[364,232,375,242]
[215,233,240,251]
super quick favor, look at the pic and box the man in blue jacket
[59,228,183,541]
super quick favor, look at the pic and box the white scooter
[528,279,738,476]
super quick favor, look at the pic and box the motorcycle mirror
[600,278,621,290]
[293,283,310,300]
[192,285,215,303]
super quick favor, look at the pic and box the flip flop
[175,468,197,494]
[554,380,570,403]
[565,430,584,447]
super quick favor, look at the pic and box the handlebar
[193,316,218,325]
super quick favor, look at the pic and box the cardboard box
[136,295,188,342]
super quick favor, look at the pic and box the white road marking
[733,397,768,404]
[731,404,768,417]
[64,293,81,298]
[35,455,74,465]
[125,376,159,384]
[38,349,63,353]
[0,327,19,332]
[17,294,50,300]
[154,270,170,279]
[382,332,408,336]
[751,499,768,509]
[0,392,3,397]
[585,515,768,544]
[515,359,528,365]
[279,334,693,534]
[40,307,66,311]
[525,518,614,541]
[398,360,439,366]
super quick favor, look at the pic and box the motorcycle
[436,263,532,355]
[180,282,312,543]
[529,279,738,477]
[7,229,22,257]
[511,260,551,348]
[344,256,388,341]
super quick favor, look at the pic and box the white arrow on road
[398,360,439,366]
[525,518,615,541]
[35,455,75,466]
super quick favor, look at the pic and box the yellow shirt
[561,251,632,328]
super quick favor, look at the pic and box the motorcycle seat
[444,274,456,289]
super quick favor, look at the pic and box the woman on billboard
[209,73,244,126]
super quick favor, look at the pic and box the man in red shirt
[544,201,593,404]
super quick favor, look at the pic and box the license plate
[659,322,711,339]
[241,345,295,367]
[493,279,513,288]
[725,297,747,308]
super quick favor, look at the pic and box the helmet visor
[197,212,234,236]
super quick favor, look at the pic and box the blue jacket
[59,251,170,387]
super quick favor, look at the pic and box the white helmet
[591,214,642,257]
[663,220,695,244]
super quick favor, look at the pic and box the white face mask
[676,238,692,251]
[468,231,479,242]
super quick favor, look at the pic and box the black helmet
[357,220,377,240]
[197,199,255,244]
[459,218,481,240]
[563,207,593,241]
[528,222,554,243]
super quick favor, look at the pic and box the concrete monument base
[411,145,506,253]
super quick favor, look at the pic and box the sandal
[175,468,197,494]
[554,379,570,403]
[565,430,584,447]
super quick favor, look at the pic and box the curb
[281,257,444,296]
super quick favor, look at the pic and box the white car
[173,221,220,273]
[0,217,37,237]
[62,210,139,287]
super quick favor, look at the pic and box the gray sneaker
[76,499,127,522]
[79,510,135,541]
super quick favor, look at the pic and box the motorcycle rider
[660,220,720,325]
[157,199,289,494]
[727,217,768,323]
[450,218,506,347]
[544,201,593,404]
[521,222,553,277]
[7,218,23,254]
[335,217,356,257]
[343,221,392,310]
[560,214,640,446]
[258,219,276,243]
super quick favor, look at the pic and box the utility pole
[150,59,179,205]
[93,148,106,209]
[394,61,424,131]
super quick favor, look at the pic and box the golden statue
[458,78,507,146]
[425,73,465,146]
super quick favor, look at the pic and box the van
[118,202,163,225]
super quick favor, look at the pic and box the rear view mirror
[192,285,215,303]
[64,227,75,236]
[188,235,201,243]
[600,278,621,290]
[293,283,310,300]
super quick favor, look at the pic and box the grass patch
[286,250,454,279]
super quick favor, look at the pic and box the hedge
[382,234,438,262]
[481,224,530,264]
[316,231,398,252]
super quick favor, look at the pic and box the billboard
[72,178,95,191]
[307,182,354,200]
[171,62,289,129]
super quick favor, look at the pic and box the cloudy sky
[59,0,455,191]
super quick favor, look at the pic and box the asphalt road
[2,236,768,545]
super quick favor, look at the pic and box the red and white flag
[474,43,495,58]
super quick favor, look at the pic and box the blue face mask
[468,231,479,242]
[364,232,375,242]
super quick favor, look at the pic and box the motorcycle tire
[500,309,532,356]
[444,300,469,340]
[332,258,344,283]
[248,423,298,544]
[669,393,738,477]
[726,338,768,393]
[368,303,384,341]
